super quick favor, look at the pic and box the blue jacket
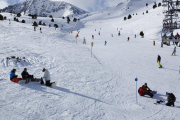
[10,71,15,79]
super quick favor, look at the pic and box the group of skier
[10,68,55,87]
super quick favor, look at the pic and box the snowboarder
[157,55,162,68]
[127,37,130,41]
[138,83,154,98]
[105,41,107,45]
[21,68,34,81]
[10,69,23,83]
[41,68,56,87]
[166,93,176,107]
[118,31,120,36]
[40,27,42,33]
[172,46,176,56]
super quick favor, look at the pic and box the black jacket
[157,55,161,62]
[21,71,29,79]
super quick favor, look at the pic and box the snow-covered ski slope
[1,0,180,119]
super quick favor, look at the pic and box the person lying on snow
[138,83,154,98]
[10,69,23,83]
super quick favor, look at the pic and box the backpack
[168,93,176,102]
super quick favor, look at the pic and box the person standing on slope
[10,69,23,83]
[157,55,162,68]
[41,68,55,87]
[40,27,42,33]
[172,46,176,56]
[127,37,130,41]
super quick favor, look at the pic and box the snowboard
[18,79,31,84]
[159,66,163,68]
[154,100,165,105]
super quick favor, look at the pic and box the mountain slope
[1,0,87,17]
[1,0,180,119]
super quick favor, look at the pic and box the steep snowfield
[1,0,180,120]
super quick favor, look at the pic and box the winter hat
[24,68,27,70]
[144,83,147,85]
[12,69,17,72]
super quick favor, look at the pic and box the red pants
[11,78,23,83]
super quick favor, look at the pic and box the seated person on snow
[138,83,154,98]
[10,69,23,83]
[21,68,35,81]
[166,93,176,107]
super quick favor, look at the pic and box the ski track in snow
[1,0,180,119]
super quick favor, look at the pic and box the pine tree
[0,14,3,20]
[140,31,144,37]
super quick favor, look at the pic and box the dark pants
[23,75,34,80]
[45,80,52,86]
[142,92,153,98]
[166,102,174,107]
[41,79,52,86]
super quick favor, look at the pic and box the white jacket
[43,69,51,81]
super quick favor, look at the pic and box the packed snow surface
[1,0,180,120]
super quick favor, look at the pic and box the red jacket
[138,87,148,96]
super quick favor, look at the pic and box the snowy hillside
[1,0,180,120]
[1,0,87,17]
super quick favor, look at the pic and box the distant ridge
[1,0,88,17]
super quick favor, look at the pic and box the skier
[105,41,107,45]
[135,34,136,38]
[92,35,94,39]
[172,46,176,56]
[166,93,176,107]
[127,37,130,41]
[99,31,100,36]
[10,69,23,83]
[40,27,42,33]
[138,83,154,98]
[21,68,34,81]
[157,55,162,68]
[118,31,120,36]
[41,68,56,87]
